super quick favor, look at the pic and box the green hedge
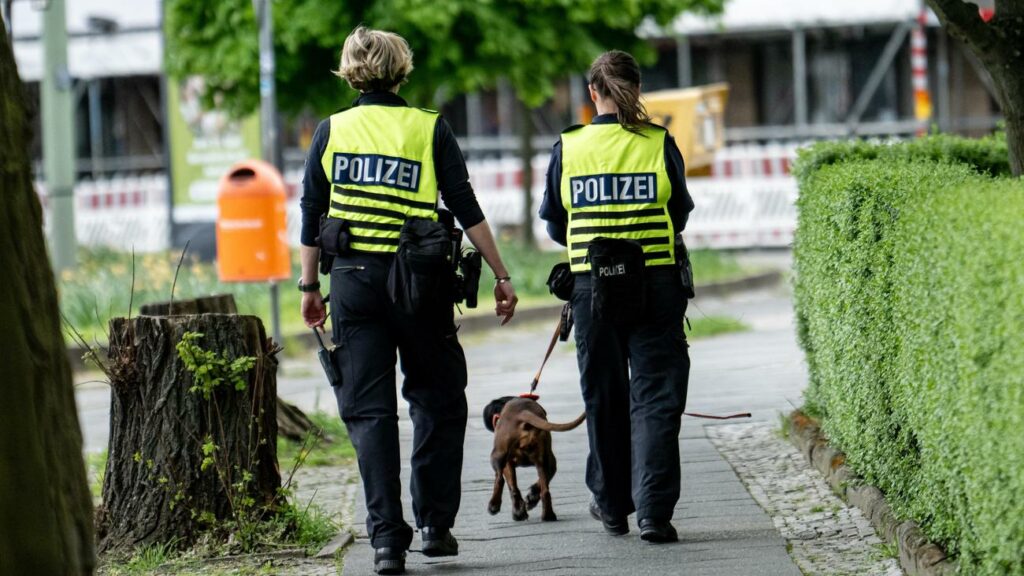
[793,136,1024,575]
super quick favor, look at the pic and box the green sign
[167,76,261,206]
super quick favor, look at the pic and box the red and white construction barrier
[39,143,802,252]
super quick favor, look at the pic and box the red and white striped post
[911,10,933,136]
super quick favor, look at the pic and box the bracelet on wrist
[495,276,511,283]
[297,279,321,293]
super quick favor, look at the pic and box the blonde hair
[334,26,414,92]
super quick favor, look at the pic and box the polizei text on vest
[570,172,657,208]
[332,152,422,193]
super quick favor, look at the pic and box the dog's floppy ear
[483,396,515,432]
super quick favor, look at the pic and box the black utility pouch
[547,262,575,301]
[675,235,696,299]
[387,217,453,315]
[588,237,646,324]
[458,250,482,308]
[317,216,351,275]
[313,328,342,387]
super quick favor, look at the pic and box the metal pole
[792,27,808,130]
[676,35,692,88]
[88,79,104,177]
[2,0,13,43]
[568,75,585,124]
[846,22,912,131]
[42,0,77,272]
[466,91,482,155]
[255,0,282,345]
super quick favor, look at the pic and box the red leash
[521,311,563,401]
[684,411,752,420]
[524,312,752,421]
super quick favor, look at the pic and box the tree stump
[140,293,318,441]
[139,294,238,316]
[95,314,281,552]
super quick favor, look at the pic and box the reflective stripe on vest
[559,123,675,273]
[320,106,439,253]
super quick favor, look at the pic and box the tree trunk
[140,293,317,440]
[992,71,1024,177]
[926,0,1024,176]
[518,98,536,247]
[0,21,96,575]
[95,314,281,552]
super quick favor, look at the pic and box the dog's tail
[519,411,586,432]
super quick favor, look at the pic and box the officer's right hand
[302,292,327,329]
[494,279,518,326]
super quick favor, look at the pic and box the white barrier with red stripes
[683,176,798,249]
[39,143,801,252]
[37,175,170,253]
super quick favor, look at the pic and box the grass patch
[87,450,108,501]
[60,243,750,348]
[686,315,748,340]
[277,411,355,468]
[689,249,747,284]
[776,412,793,440]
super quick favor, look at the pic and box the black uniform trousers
[329,251,468,550]
[570,268,690,522]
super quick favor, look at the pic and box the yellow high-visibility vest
[559,123,675,273]
[320,105,439,253]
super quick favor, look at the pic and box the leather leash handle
[529,315,563,393]
[684,412,752,420]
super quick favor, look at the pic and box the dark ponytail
[588,50,650,134]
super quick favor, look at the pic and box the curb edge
[787,410,957,576]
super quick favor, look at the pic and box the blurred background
[1,0,1004,340]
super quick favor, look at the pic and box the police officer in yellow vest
[299,27,518,575]
[539,50,694,544]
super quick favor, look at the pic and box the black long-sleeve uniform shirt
[300,91,485,247]
[538,114,694,246]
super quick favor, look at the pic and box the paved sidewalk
[342,287,808,575]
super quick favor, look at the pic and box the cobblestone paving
[707,422,904,576]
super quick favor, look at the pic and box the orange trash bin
[216,160,292,282]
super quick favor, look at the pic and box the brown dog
[484,396,585,522]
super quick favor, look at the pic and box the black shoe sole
[421,544,459,558]
[639,529,678,543]
[374,559,405,575]
[589,503,628,535]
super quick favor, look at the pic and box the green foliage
[793,134,1024,575]
[793,131,1011,181]
[176,332,257,399]
[59,247,307,346]
[87,450,109,501]
[164,0,723,116]
[277,411,355,468]
[685,315,748,340]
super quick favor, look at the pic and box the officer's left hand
[495,280,518,326]
[301,291,327,329]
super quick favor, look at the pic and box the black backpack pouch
[675,235,696,300]
[316,216,351,275]
[547,262,575,301]
[387,217,453,315]
[588,237,646,324]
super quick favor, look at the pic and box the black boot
[589,498,629,536]
[374,547,406,575]
[638,518,678,543]
[421,527,459,557]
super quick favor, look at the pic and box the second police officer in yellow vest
[298,27,518,576]
[540,50,695,544]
